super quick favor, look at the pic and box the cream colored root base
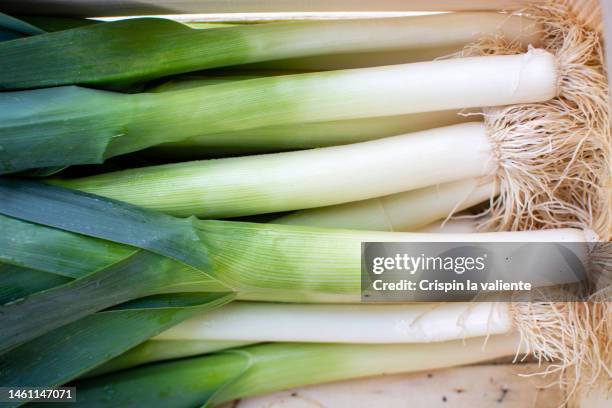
[512,300,610,402]
[459,4,611,240]
[509,238,611,402]
[459,2,611,401]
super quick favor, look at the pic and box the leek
[83,301,513,376]
[274,178,496,231]
[66,336,521,407]
[0,12,540,89]
[10,5,609,237]
[81,302,511,377]
[155,302,513,344]
[50,122,516,218]
[1,50,557,174]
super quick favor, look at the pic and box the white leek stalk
[189,12,543,71]
[0,12,542,92]
[14,50,559,175]
[55,122,499,218]
[155,302,513,343]
[274,178,496,231]
[86,303,516,377]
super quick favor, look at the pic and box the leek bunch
[0,179,606,398]
[0,4,609,407]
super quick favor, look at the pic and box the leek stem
[274,178,496,231]
[54,123,499,218]
[3,50,557,174]
[69,335,522,408]
[155,302,513,343]
[84,302,510,376]
[0,13,541,89]
[0,179,592,307]
[113,51,557,155]
[218,336,520,404]
[197,222,589,303]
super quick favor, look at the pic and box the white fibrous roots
[458,3,610,401]
[462,4,610,240]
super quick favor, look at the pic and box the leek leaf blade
[0,179,228,353]
[0,264,70,305]
[0,251,219,354]
[0,18,250,90]
[0,214,136,278]
[0,292,234,400]
[0,12,44,36]
[0,86,128,174]
[0,178,211,271]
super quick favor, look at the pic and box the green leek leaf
[0,264,70,305]
[0,179,226,353]
[0,251,221,354]
[85,339,252,379]
[0,12,44,36]
[18,16,99,32]
[0,177,211,271]
[0,214,136,278]
[0,18,250,90]
[0,29,23,41]
[0,292,234,404]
